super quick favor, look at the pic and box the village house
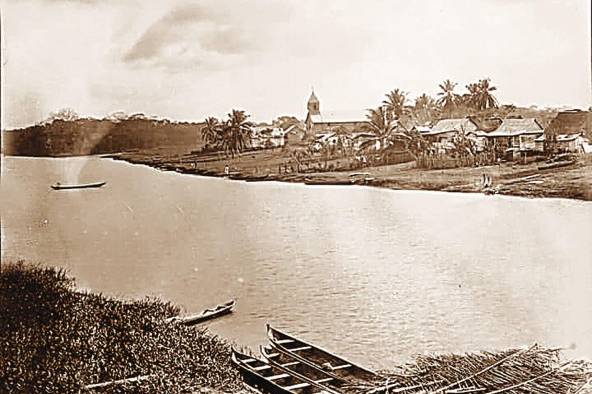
[544,109,592,153]
[283,124,307,144]
[485,117,544,159]
[250,126,287,149]
[422,118,479,153]
[304,91,368,135]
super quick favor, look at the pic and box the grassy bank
[2,262,591,393]
[0,262,243,393]
[111,148,592,201]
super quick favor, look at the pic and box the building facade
[304,91,368,135]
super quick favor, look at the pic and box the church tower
[307,90,320,115]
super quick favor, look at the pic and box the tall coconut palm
[414,93,438,124]
[476,78,498,110]
[383,89,407,119]
[437,79,458,113]
[465,79,498,111]
[202,117,222,148]
[220,109,254,157]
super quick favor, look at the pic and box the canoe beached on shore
[166,299,235,326]
[231,348,337,394]
[266,324,377,384]
[260,345,345,393]
[51,181,106,190]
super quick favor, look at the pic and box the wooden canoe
[231,348,334,394]
[304,179,353,186]
[51,181,106,190]
[166,299,235,326]
[260,345,343,393]
[245,174,271,182]
[266,324,378,384]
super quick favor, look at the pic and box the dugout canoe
[231,348,336,394]
[166,299,235,326]
[266,324,377,383]
[51,181,106,190]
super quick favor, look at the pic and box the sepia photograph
[1,0,591,392]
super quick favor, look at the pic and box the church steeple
[307,89,320,115]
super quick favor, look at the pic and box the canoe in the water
[51,181,106,190]
[165,299,235,326]
[303,178,353,186]
[231,348,336,394]
[266,324,377,384]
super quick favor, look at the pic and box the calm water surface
[2,156,591,369]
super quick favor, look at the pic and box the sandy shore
[110,149,592,201]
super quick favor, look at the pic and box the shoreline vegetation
[0,262,244,393]
[107,148,592,202]
[2,262,592,393]
[3,80,591,202]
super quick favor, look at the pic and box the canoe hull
[266,324,377,383]
[168,299,235,326]
[51,181,106,190]
[231,349,300,394]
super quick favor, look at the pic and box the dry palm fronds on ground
[347,345,592,394]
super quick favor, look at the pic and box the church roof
[310,109,367,124]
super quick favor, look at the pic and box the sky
[1,0,591,128]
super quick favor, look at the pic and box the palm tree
[414,93,438,124]
[465,79,498,111]
[476,79,498,110]
[383,89,407,119]
[358,106,409,152]
[437,79,458,114]
[202,117,222,148]
[357,106,430,163]
[220,109,254,157]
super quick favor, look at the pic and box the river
[2,156,591,369]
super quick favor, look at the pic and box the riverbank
[109,148,592,201]
[3,262,592,393]
[0,262,244,393]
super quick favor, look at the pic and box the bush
[0,262,241,393]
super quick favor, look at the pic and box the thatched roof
[487,118,543,137]
[546,110,592,138]
[428,118,479,135]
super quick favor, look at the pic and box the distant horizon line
[3,103,591,131]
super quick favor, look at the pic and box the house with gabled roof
[421,117,479,152]
[486,117,544,154]
[544,109,592,153]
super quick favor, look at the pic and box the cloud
[122,3,253,70]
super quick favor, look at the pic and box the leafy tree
[272,116,300,129]
[46,108,79,123]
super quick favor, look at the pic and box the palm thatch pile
[347,345,592,394]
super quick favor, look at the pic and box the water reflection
[2,156,591,368]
